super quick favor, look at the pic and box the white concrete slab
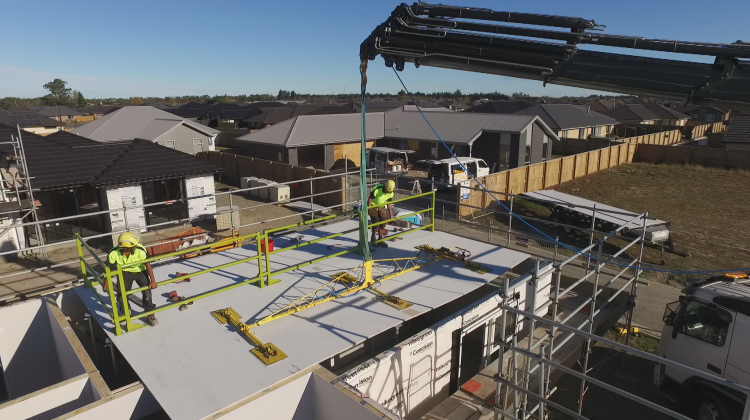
[75,220,530,420]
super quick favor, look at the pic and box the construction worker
[103,232,159,327]
[368,179,395,247]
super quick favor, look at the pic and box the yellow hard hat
[118,232,139,248]
[384,180,396,193]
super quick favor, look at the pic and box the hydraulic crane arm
[360,2,750,111]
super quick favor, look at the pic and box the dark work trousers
[368,207,389,239]
[115,270,155,314]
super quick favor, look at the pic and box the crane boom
[360,2,750,110]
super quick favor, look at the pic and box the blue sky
[1,0,748,98]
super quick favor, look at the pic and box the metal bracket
[370,287,413,310]
[416,244,492,274]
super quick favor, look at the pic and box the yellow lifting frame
[213,255,442,365]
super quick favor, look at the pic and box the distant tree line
[1,82,630,109]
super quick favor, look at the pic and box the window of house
[579,128,586,139]
[193,138,203,154]
[706,113,716,122]
[165,140,176,149]
[594,126,602,137]
[693,113,700,119]
[542,135,549,160]
[560,130,568,139]
[494,312,518,343]
[678,300,731,347]
[499,133,511,169]
[524,132,531,165]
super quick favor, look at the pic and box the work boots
[144,299,159,327]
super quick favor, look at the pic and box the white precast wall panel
[104,185,146,233]
[185,175,216,220]
[343,291,507,420]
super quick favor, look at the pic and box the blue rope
[391,67,750,276]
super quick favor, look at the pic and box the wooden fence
[688,122,725,140]
[619,129,682,145]
[553,129,682,156]
[458,142,638,216]
[196,151,345,208]
[458,137,749,216]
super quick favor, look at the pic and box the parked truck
[656,272,750,420]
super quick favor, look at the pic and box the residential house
[383,107,558,172]
[600,103,689,126]
[639,103,690,126]
[510,104,617,139]
[73,106,121,119]
[235,107,558,172]
[463,100,535,114]
[30,106,82,123]
[585,99,622,113]
[0,111,63,135]
[0,125,224,245]
[599,104,662,125]
[437,100,468,111]
[721,114,750,150]
[675,105,731,123]
[73,106,220,154]
[235,113,385,169]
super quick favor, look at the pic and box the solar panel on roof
[8,114,44,126]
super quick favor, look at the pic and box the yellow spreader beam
[211,307,288,366]
[212,251,448,366]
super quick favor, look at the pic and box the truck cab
[367,147,414,175]
[419,157,490,188]
[655,272,750,420]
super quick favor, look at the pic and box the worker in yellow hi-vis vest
[367,179,395,248]
[103,232,159,327]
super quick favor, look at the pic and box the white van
[419,157,490,187]
[367,147,415,175]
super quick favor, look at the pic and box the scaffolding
[491,211,750,420]
[0,126,46,260]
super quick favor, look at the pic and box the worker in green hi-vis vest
[367,179,395,248]
[103,232,159,327]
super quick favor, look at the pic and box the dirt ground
[548,330,675,420]
[551,163,750,284]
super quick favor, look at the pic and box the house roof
[585,99,621,113]
[385,107,557,144]
[237,108,559,148]
[74,106,218,142]
[463,100,535,114]
[0,112,63,127]
[0,125,224,190]
[723,115,750,143]
[236,113,385,148]
[72,106,121,115]
[599,104,662,122]
[675,105,727,115]
[163,107,212,119]
[31,106,82,117]
[640,104,690,120]
[511,104,616,130]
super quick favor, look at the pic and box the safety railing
[75,189,436,335]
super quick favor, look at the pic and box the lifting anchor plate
[212,307,288,365]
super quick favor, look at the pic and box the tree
[43,79,72,106]
[454,89,462,96]
[130,96,144,105]
[76,91,86,107]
